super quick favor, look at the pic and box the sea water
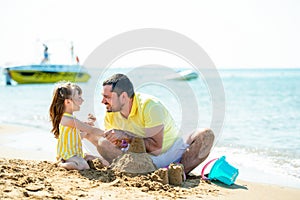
[0,67,299,188]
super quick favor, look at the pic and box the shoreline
[0,123,56,161]
[1,123,300,199]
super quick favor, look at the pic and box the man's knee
[194,128,215,140]
[203,128,215,140]
[84,133,101,147]
[97,137,111,154]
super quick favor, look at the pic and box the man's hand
[104,129,126,146]
[104,129,133,148]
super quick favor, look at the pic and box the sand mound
[110,152,157,175]
[110,137,157,175]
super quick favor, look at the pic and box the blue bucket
[201,156,239,185]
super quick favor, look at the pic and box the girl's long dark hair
[49,81,82,138]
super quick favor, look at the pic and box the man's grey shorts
[150,137,189,168]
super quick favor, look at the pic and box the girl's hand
[88,113,96,122]
[86,113,96,126]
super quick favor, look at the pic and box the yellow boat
[6,64,90,84]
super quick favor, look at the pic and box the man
[89,73,214,174]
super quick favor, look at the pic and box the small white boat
[166,69,199,81]
[4,64,90,84]
[177,69,198,80]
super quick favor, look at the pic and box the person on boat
[70,43,74,59]
[70,42,80,65]
[41,44,49,63]
[49,81,109,170]
[86,73,215,174]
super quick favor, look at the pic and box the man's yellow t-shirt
[104,92,180,153]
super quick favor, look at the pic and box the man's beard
[105,104,112,112]
[106,102,124,113]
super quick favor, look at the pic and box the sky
[0,0,299,68]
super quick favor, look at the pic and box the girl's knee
[58,161,77,170]
[67,156,90,170]
[78,162,90,170]
[76,158,90,170]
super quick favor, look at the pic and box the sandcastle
[109,137,157,175]
[109,137,185,186]
[168,163,184,186]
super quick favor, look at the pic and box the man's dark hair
[103,74,135,98]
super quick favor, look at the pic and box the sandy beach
[1,124,299,200]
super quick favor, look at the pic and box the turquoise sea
[0,67,299,188]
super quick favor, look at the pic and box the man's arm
[144,124,164,156]
[104,125,164,155]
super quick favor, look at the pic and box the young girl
[49,81,107,170]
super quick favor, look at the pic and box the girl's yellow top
[56,113,84,160]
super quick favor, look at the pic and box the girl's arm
[61,115,105,137]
